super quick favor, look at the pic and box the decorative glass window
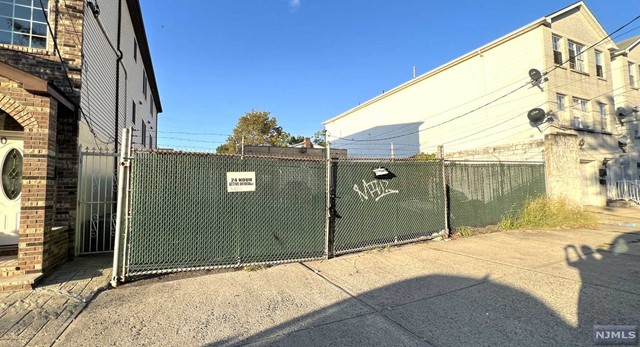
[630,63,637,88]
[552,35,563,65]
[556,94,566,111]
[572,97,589,128]
[1,148,22,200]
[0,0,48,49]
[595,50,603,78]
[598,103,608,132]
[568,41,585,72]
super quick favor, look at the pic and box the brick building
[0,0,161,290]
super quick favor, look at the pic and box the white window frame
[598,103,608,132]
[552,35,563,65]
[595,50,604,78]
[556,94,566,111]
[572,97,589,128]
[0,0,50,50]
[629,62,636,88]
[568,41,586,73]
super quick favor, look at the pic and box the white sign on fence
[227,172,256,192]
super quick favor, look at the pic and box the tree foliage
[312,130,326,147]
[216,110,287,153]
[412,152,437,161]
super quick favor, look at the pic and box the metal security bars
[122,151,327,277]
[446,162,546,228]
[331,160,446,255]
[75,149,119,255]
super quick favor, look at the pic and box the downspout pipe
[115,0,123,152]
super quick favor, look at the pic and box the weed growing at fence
[456,227,475,238]
[498,197,597,230]
[243,264,270,272]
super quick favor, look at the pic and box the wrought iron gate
[75,148,119,255]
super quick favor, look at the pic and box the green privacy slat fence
[332,160,446,255]
[446,162,546,228]
[126,152,327,275]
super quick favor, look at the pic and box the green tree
[284,133,305,145]
[312,130,326,147]
[412,152,437,161]
[216,110,285,154]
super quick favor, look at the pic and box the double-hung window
[568,41,585,72]
[556,94,566,111]
[598,103,608,132]
[630,63,637,88]
[595,50,604,78]
[572,97,589,128]
[552,35,563,65]
[0,0,49,49]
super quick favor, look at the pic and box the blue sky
[139,0,640,150]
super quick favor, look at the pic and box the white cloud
[289,0,300,10]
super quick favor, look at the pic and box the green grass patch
[498,197,597,230]
[456,227,475,238]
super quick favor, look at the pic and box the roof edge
[322,17,548,125]
[0,61,76,111]
[126,0,162,113]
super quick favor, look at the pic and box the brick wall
[0,0,84,101]
[0,76,58,276]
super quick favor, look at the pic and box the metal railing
[607,180,640,204]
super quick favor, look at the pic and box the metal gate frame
[75,147,119,255]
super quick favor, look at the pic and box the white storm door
[0,136,23,246]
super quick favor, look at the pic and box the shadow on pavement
[208,232,640,347]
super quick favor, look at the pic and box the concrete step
[0,272,43,292]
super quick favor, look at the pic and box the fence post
[438,145,450,237]
[111,128,132,287]
[325,137,335,258]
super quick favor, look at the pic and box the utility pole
[390,142,395,161]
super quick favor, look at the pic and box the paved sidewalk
[54,218,640,346]
[0,255,112,347]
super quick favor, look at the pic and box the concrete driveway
[55,220,640,346]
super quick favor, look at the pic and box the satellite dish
[616,107,630,118]
[527,108,546,124]
[529,69,543,82]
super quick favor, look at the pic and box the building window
[142,70,147,99]
[595,50,603,78]
[142,123,147,147]
[131,100,136,124]
[630,63,637,88]
[572,97,589,128]
[150,95,154,117]
[568,41,585,72]
[598,103,608,132]
[0,0,49,49]
[552,35,563,65]
[556,94,566,111]
[133,38,137,62]
[149,134,153,149]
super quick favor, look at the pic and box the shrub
[498,197,597,230]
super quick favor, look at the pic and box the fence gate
[75,148,119,255]
[331,159,447,255]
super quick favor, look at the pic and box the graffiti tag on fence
[353,179,399,202]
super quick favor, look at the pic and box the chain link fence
[332,160,446,255]
[446,162,546,229]
[112,142,547,282]
[125,151,327,276]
